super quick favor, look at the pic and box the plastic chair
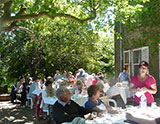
[26,94,33,109]
[111,94,126,109]
[100,96,117,107]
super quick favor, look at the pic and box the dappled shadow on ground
[1,98,160,124]
[0,101,36,124]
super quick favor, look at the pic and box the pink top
[131,74,156,104]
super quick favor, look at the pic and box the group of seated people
[52,85,121,124]
[53,69,105,87]
[10,76,51,106]
[10,69,126,123]
[10,62,160,124]
[10,68,105,106]
[52,83,160,124]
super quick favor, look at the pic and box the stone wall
[115,25,160,98]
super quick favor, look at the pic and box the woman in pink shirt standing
[129,61,157,106]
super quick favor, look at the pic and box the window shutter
[123,50,130,75]
[142,47,149,63]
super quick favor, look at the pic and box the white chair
[100,96,117,107]
[26,94,33,109]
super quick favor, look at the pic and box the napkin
[135,91,146,98]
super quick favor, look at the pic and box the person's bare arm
[126,113,157,124]
[106,106,119,114]
[91,106,103,113]
[103,103,119,114]
[129,83,137,93]
[141,83,157,94]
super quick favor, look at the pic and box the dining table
[42,96,57,115]
[86,105,160,124]
[32,89,44,96]
[63,105,160,124]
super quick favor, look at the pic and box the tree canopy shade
[0,0,98,40]
[0,14,113,77]
[0,0,150,39]
[0,0,152,87]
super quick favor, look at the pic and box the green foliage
[0,16,114,84]
[121,0,160,50]
[0,0,150,86]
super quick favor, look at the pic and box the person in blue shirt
[29,76,41,106]
[118,68,130,83]
[84,85,119,117]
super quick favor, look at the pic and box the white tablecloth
[43,96,57,105]
[85,110,126,124]
[32,89,44,96]
[126,106,160,120]
[63,105,160,124]
[105,85,133,104]
[86,106,160,124]
[32,89,57,105]
[41,95,57,115]
[71,94,87,106]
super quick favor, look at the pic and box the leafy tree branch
[0,0,97,41]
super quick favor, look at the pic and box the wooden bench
[0,94,10,101]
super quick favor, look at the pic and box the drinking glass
[92,112,97,118]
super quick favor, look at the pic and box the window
[142,47,149,63]
[132,48,141,76]
[132,47,149,76]
[133,50,141,63]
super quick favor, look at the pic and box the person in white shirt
[10,76,25,104]
[54,70,61,81]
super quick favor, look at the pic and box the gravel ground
[1,98,160,124]
[0,101,36,124]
